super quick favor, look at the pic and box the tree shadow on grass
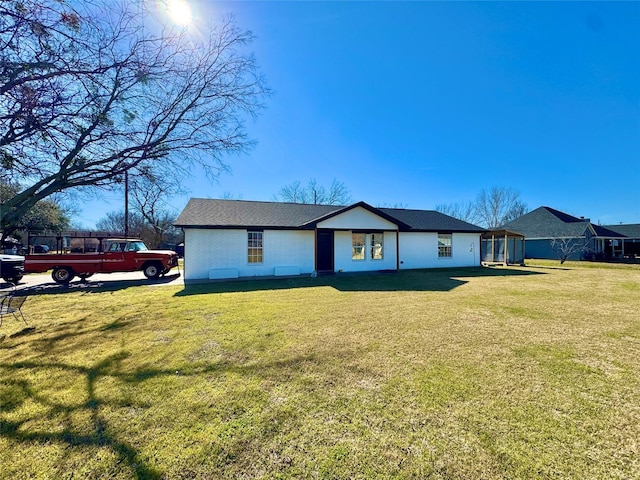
[0,350,163,479]
[176,266,546,296]
[0,322,360,479]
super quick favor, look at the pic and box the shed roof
[481,229,526,239]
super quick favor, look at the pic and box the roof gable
[316,204,400,230]
[309,202,410,230]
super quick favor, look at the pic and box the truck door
[103,242,127,271]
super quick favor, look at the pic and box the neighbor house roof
[501,206,625,239]
[591,224,627,238]
[602,224,640,238]
[175,199,486,233]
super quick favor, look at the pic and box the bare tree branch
[435,201,478,224]
[550,236,591,264]
[273,178,352,205]
[475,187,525,228]
[1,0,269,236]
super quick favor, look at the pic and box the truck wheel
[52,267,75,284]
[143,262,162,279]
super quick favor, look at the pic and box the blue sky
[79,1,640,227]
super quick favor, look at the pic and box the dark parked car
[0,254,25,283]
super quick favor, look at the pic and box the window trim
[247,231,264,264]
[370,232,384,260]
[438,233,453,258]
[352,233,366,261]
[352,232,385,261]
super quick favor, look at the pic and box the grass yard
[1,262,639,479]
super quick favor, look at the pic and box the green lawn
[1,263,639,479]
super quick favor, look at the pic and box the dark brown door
[316,229,334,273]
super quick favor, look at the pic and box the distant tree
[323,179,352,206]
[96,211,146,238]
[129,169,182,248]
[1,0,269,238]
[219,191,242,200]
[273,178,352,205]
[435,187,527,227]
[1,179,69,240]
[273,180,308,204]
[377,202,409,209]
[550,236,591,264]
[474,187,528,228]
[95,209,180,249]
[17,197,70,233]
[435,201,478,224]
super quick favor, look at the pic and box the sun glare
[166,0,192,27]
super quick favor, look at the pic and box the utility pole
[124,170,129,237]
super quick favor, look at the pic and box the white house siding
[317,207,398,230]
[398,232,480,269]
[333,231,398,273]
[184,229,315,281]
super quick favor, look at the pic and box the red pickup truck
[24,239,179,284]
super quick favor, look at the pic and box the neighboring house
[500,206,626,261]
[602,224,640,258]
[174,199,485,283]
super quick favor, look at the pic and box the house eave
[175,224,313,231]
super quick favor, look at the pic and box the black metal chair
[0,294,28,327]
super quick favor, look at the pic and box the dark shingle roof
[592,224,627,238]
[500,206,591,238]
[379,208,485,232]
[602,224,640,238]
[174,199,341,228]
[501,206,626,238]
[175,199,486,232]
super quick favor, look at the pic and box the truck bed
[24,253,104,274]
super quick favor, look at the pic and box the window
[353,233,384,260]
[438,234,452,258]
[370,233,383,260]
[248,231,263,263]
[352,233,365,260]
[108,242,127,252]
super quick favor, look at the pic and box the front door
[316,229,334,273]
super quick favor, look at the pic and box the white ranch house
[174,199,486,283]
